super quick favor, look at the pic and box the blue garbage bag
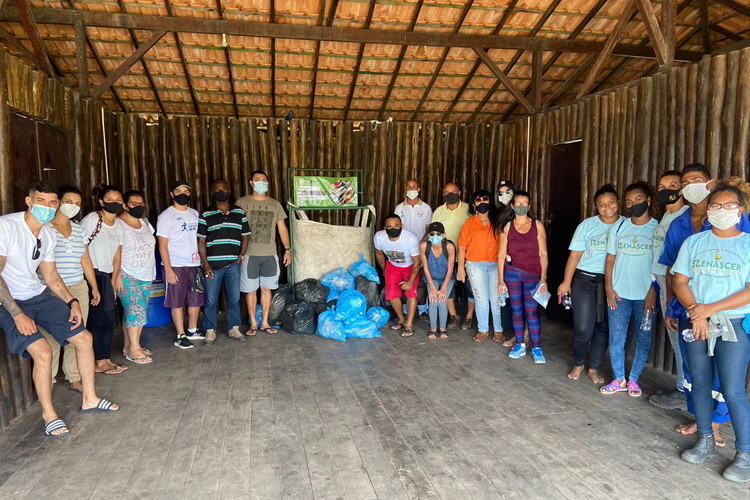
[349,253,380,284]
[366,306,390,329]
[321,267,356,302]
[344,314,381,339]
[334,289,367,321]
[316,308,346,342]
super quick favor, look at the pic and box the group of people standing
[374,166,750,483]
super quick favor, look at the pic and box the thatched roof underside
[1,0,749,122]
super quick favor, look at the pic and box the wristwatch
[67,298,79,309]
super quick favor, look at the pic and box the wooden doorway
[545,141,582,324]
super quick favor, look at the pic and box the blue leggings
[505,265,541,347]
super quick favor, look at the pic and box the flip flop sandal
[428,331,437,339]
[246,328,258,336]
[502,338,516,347]
[123,348,152,356]
[80,398,119,413]
[401,329,414,337]
[125,354,153,364]
[44,418,70,438]
[261,327,277,335]
[390,323,405,331]
[439,331,448,338]
[98,367,125,375]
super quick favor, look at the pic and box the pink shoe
[627,380,642,397]
[600,379,627,394]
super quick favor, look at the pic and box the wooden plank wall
[0,52,105,430]
[503,47,750,380]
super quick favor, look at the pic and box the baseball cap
[428,222,445,234]
[169,180,191,193]
[497,180,516,191]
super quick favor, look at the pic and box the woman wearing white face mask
[672,184,750,483]
[40,186,101,393]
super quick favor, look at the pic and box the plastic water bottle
[561,293,572,310]
[498,285,506,307]
[640,309,654,331]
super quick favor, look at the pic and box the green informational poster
[293,176,358,207]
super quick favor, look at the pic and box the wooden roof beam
[215,0,238,119]
[410,0,474,121]
[73,13,88,97]
[0,7,703,61]
[577,0,638,98]
[164,0,199,115]
[634,0,667,66]
[441,0,518,122]
[91,30,166,99]
[544,53,596,108]
[342,0,377,122]
[377,0,423,121]
[473,47,534,114]
[716,0,750,19]
[711,23,743,42]
[0,25,36,63]
[13,0,55,76]
[270,0,275,118]
[699,0,711,54]
[309,0,339,118]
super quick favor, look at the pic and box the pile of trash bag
[321,267,356,302]
[280,300,318,335]
[294,278,329,304]
[316,289,385,341]
[268,283,292,325]
[349,253,380,283]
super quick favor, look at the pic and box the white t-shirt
[81,213,125,273]
[0,212,56,301]
[120,218,157,282]
[651,205,689,276]
[156,206,200,267]
[394,200,433,240]
[374,229,421,268]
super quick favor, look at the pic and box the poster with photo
[293,176,358,207]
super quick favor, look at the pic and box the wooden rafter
[0,25,35,63]
[342,0,377,122]
[634,0,667,66]
[662,0,676,68]
[164,0,199,115]
[410,0,474,121]
[13,0,55,76]
[377,0,423,121]
[116,0,166,117]
[499,0,607,122]
[91,30,166,99]
[309,0,339,119]
[699,0,711,54]
[73,13,88,97]
[467,0,561,123]
[0,7,702,61]
[716,0,750,19]
[473,48,534,114]
[543,53,596,108]
[270,0,276,118]
[711,23,743,42]
[531,49,542,110]
[441,0,519,122]
[576,0,638,98]
[215,0,239,119]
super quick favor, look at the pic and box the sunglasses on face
[474,196,490,203]
[32,238,41,260]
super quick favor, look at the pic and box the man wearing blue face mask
[0,180,120,438]
[237,170,291,335]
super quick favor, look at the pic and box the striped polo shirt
[197,204,251,269]
[53,222,86,286]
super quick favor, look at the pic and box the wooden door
[10,112,39,210]
[545,141,582,324]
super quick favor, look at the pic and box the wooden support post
[270,0,276,118]
[662,0,676,68]
[74,13,88,97]
[473,47,535,114]
[699,0,711,54]
[0,52,10,213]
[634,0,667,66]
[577,0,637,98]
[91,30,165,99]
[13,0,55,76]
[532,49,542,110]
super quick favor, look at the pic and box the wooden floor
[0,316,747,499]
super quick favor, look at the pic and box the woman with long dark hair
[558,184,624,383]
[457,189,503,342]
[601,181,658,397]
[498,190,549,363]
[81,185,127,375]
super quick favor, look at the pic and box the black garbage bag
[356,275,380,309]
[280,300,318,335]
[269,283,292,324]
[293,278,329,304]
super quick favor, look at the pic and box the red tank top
[507,219,542,275]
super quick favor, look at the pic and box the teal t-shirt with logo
[672,231,750,315]
[569,215,626,274]
[607,218,658,300]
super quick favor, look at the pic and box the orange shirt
[458,215,499,262]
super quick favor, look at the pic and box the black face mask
[444,192,460,205]
[102,202,124,215]
[213,191,230,202]
[173,193,190,206]
[658,189,680,206]
[386,227,402,238]
[476,202,491,214]
[128,206,146,219]
[628,201,649,217]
